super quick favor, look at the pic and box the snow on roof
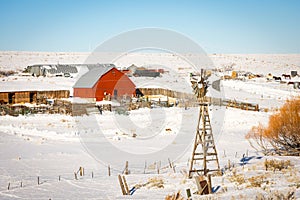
[73,66,114,88]
[43,65,52,70]
[0,76,74,93]
[0,84,70,92]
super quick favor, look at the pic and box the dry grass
[61,119,68,122]
[0,70,15,77]
[255,190,295,200]
[264,159,291,171]
[134,177,165,189]
[228,174,246,185]
[165,191,184,200]
[147,177,164,189]
[247,174,267,188]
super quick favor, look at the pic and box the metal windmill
[188,69,220,178]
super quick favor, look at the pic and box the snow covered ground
[0,51,300,199]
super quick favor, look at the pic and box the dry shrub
[247,175,266,188]
[246,97,300,155]
[228,174,245,185]
[146,177,164,189]
[61,119,67,122]
[0,70,15,77]
[165,191,184,200]
[255,190,295,200]
[230,174,268,188]
[264,159,291,171]
[134,177,164,190]
[245,123,269,154]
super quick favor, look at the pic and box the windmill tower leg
[188,103,220,178]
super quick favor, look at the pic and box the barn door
[8,93,15,104]
[114,89,118,99]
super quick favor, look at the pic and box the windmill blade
[212,79,221,92]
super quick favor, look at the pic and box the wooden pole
[122,175,129,195]
[108,165,111,176]
[59,175,61,181]
[186,188,192,199]
[20,181,23,188]
[38,176,40,185]
[92,172,94,179]
[7,182,10,190]
[118,175,127,195]
[207,174,212,194]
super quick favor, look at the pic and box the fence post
[108,165,111,176]
[74,172,78,180]
[207,174,212,194]
[168,158,172,168]
[124,161,129,175]
[79,167,83,176]
[242,154,245,169]
[92,172,94,179]
[157,161,161,174]
[144,161,147,174]
[186,188,192,199]
[118,175,127,195]
[38,176,40,185]
[7,182,10,190]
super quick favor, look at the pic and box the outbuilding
[73,66,136,101]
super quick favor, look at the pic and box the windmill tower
[188,69,220,178]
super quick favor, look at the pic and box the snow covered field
[0,51,300,199]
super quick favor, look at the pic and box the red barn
[73,66,136,101]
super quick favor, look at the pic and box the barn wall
[14,92,30,104]
[73,88,95,98]
[113,75,136,97]
[0,92,9,103]
[0,90,69,104]
[38,90,70,99]
[94,68,136,101]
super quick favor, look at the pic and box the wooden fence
[222,99,259,111]
[137,87,259,111]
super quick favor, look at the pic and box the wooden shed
[0,90,70,104]
[73,66,136,101]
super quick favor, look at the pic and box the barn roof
[73,66,114,88]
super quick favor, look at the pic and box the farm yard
[0,52,300,199]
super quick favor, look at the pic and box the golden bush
[246,97,300,155]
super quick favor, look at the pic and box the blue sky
[0,0,299,53]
